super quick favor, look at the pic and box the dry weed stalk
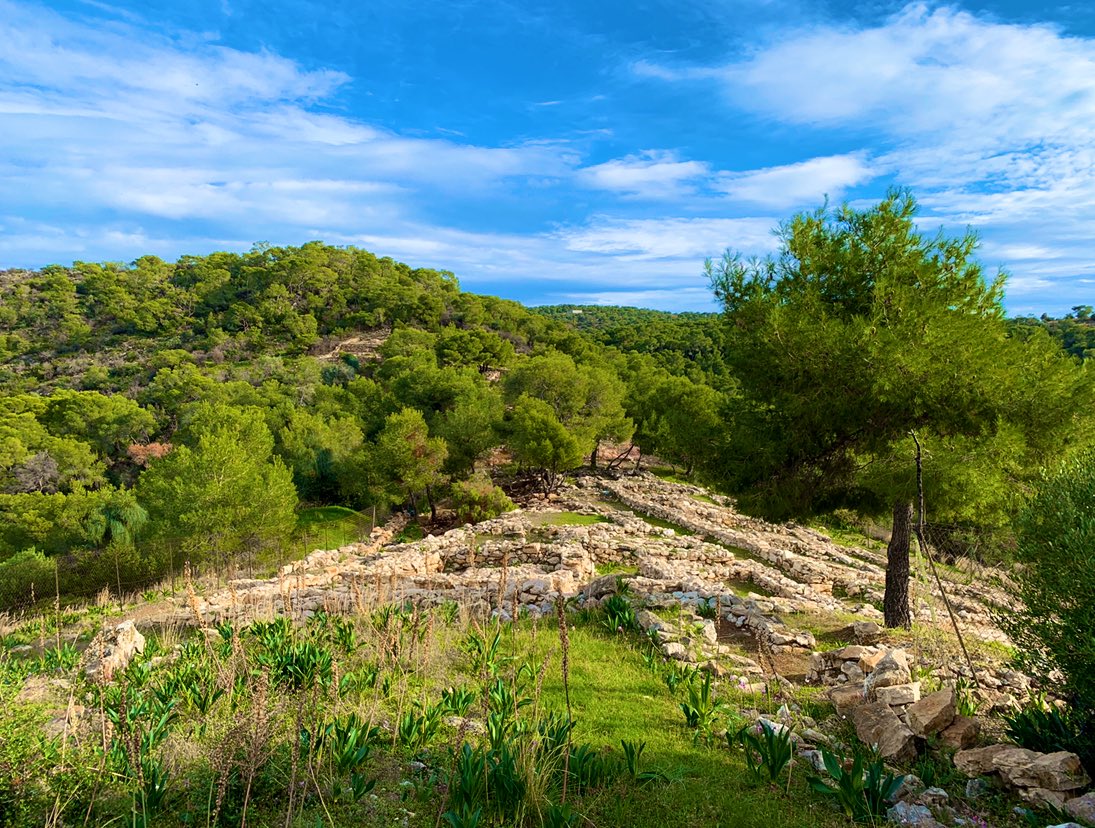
[496,550,510,612]
[554,597,573,805]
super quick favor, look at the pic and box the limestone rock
[663,642,688,661]
[994,748,1089,792]
[886,801,938,826]
[852,620,883,643]
[938,715,980,750]
[1027,752,1091,792]
[1017,787,1068,809]
[83,620,145,681]
[852,702,918,763]
[1065,792,1095,826]
[918,787,949,806]
[866,650,913,698]
[876,682,921,707]
[834,645,871,660]
[860,649,888,672]
[829,683,867,714]
[906,688,956,737]
[954,744,1011,777]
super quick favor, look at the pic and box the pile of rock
[826,647,981,762]
[635,608,766,687]
[954,744,1091,810]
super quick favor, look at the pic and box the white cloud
[0,0,578,252]
[635,3,1095,312]
[557,216,779,260]
[578,150,710,199]
[716,153,875,208]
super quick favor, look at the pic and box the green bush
[1000,450,1095,775]
[0,548,56,610]
[1004,701,1095,778]
[450,474,515,525]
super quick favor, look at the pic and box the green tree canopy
[506,395,586,492]
[374,408,448,518]
[708,190,1093,626]
[136,405,297,573]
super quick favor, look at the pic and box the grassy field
[532,511,611,527]
[295,505,373,550]
[524,623,849,828]
[0,601,863,828]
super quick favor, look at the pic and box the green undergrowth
[725,578,775,599]
[594,561,640,576]
[648,466,692,485]
[0,603,858,828]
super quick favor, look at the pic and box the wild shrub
[1004,700,1095,777]
[601,593,636,632]
[808,745,904,823]
[450,474,515,524]
[0,549,55,610]
[733,719,794,784]
[999,451,1095,775]
[679,671,724,743]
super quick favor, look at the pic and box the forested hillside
[0,242,725,609]
[0,195,1091,619]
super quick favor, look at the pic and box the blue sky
[2,0,1093,314]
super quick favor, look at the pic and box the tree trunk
[884,500,913,629]
[589,440,599,469]
[425,485,437,522]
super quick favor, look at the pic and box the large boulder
[886,802,941,826]
[876,682,921,707]
[1016,752,1090,792]
[829,683,867,714]
[968,746,1092,793]
[906,688,956,737]
[939,715,980,750]
[954,744,1011,777]
[83,620,145,682]
[852,620,883,643]
[852,702,918,763]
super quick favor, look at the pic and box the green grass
[781,610,862,650]
[595,561,640,576]
[648,466,691,485]
[724,578,775,599]
[811,522,885,552]
[295,505,371,549]
[705,538,765,564]
[634,511,695,535]
[394,521,426,543]
[517,622,851,828]
[533,511,610,526]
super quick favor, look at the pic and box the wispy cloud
[716,153,876,208]
[635,2,1095,309]
[578,150,710,199]
[0,0,577,256]
[557,216,779,261]
[2,0,1092,315]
